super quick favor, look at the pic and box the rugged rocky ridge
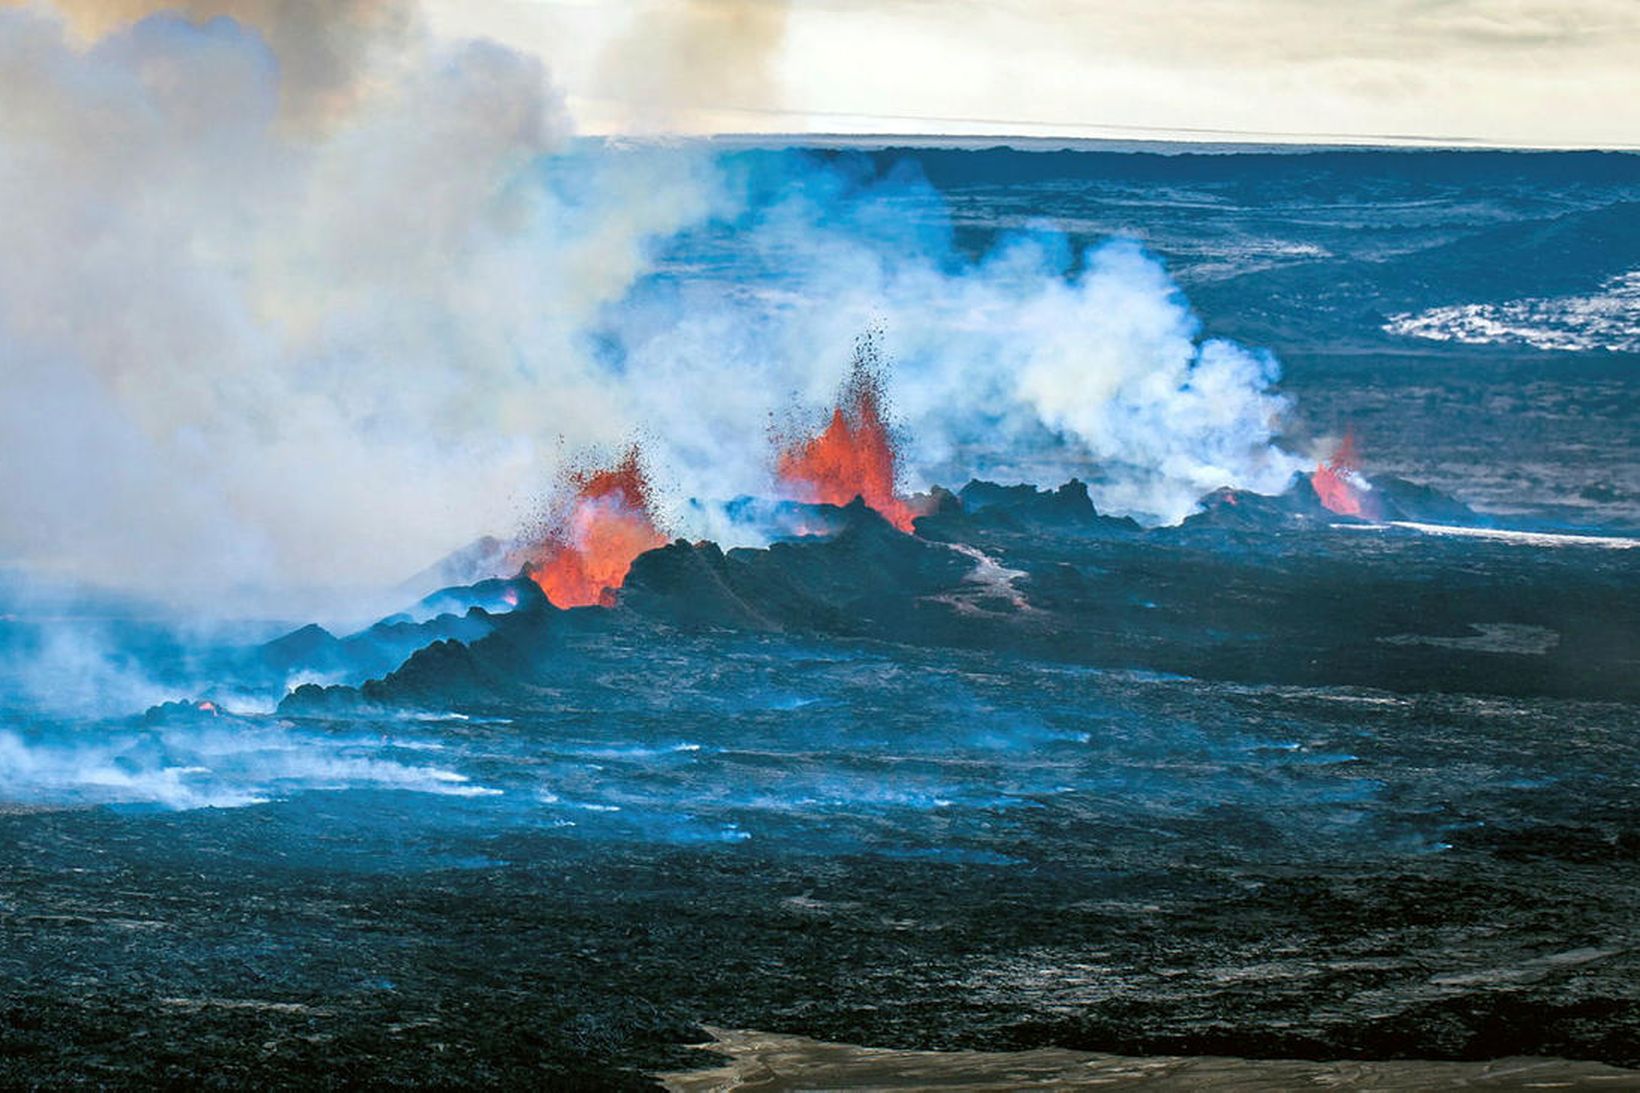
[277,476,1640,715]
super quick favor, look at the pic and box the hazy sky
[426,0,1640,148]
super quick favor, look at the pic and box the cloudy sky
[423,0,1640,147]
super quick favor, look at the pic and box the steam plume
[0,0,1303,612]
[0,3,709,607]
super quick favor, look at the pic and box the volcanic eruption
[1310,429,1376,519]
[775,338,921,533]
[524,447,668,608]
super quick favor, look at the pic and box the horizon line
[563,98,1640,153]
[584,131,1640,154]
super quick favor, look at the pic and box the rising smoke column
[0,2,717,609]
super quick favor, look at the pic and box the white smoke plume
[0,0,1302,613]
[611,171,1303,528]
[0,3,717,608]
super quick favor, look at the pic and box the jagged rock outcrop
[925,479,1141,536]
[618,499,975,636]
[277,472,1640,714]
[1366,475,1479,524]
[258,578,544,687]
[1180,474,1339,532]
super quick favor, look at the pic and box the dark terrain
[3,145,1638,1087]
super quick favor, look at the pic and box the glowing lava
[776,350,920,533]
[527,448,668,608]
[1311,429,1373,518]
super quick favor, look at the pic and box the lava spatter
[1311,429,1375,519]
[526,447,668,608]
[776,334,921,533]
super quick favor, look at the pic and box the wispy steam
[0,620,174,719]
[0,716,497,810]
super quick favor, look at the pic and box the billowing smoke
[593,0,790,133]
[0,3,713,608]
[3,0,416,122]
[611,163,1303,529]
[0,0,1302,612]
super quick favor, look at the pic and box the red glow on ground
[776,354,920,533]
[1312,429,1368,517]
[526,448,668,608]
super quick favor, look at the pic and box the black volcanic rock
[279,681,382,718]
[280,599,581,715]
[258,578,544,687]
[259,623,346,675]
[348,609,497,674]
[278,467,1640,714]
[741,499,974,603]
[141,698,231,725]
[958,480,1048,512]
[1182,471,1479,532]
[616,540,774,629]
[1181,474,1341,532]
[954,478,1139,534]
[415,574,546,621]
[259,612,491,685]
[1366,475,1478,524]
[360,638,500,710]
[619,499,975,637]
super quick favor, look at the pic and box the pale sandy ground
[660,1028,1640,1091]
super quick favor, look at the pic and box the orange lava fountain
[1311,429,1369,518]
[527,448,668,608]
[776,349,920,533]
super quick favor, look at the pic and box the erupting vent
[526,448,667,608]
[1311,429,1373,518]
[776,338,921,533]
